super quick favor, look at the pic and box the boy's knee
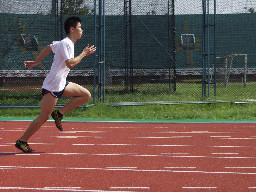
[81,90,91,103]
[39,113,51,122]
[86,91,91,100]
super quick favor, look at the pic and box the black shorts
[42,81,69,99]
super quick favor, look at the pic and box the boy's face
[70,22,83,39]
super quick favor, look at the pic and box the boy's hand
[84,44,96,56]
[24,61,38,70]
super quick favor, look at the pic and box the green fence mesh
[1,0,256,107]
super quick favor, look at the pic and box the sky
[0,0,255,15]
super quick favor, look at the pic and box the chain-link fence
[1,0,256,107]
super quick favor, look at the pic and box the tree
[245,7,255,13]
[62,0,94,15]
[146,10,156,15]
[248,7,255,13]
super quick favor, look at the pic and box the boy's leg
[19,93,58,142]
[59,82,91,115]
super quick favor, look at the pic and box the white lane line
[3,143,54,145]
[62,131,106,133]
[98,126,141,129]
[73,144,137,146]
[106,167,137,171]
[106,167,137,169]
[56,136,79,139]
[56,136,193,139]
[135,136,192,139]
[9,152,255,159]
[165,167,197,169]
[0,186,132,192]
[210,136,231,138]
[161,153,190,155]
[0,130,24,132]
[183,187,217,189]
[226,167,256,169]
[110,186,150,190]
[15,154,41,156]
[170,155,256,159]
[44,187,81,189]
[148,144,192,147]
[147,131,232,134]
[1,166,256,175]
[212,153,239,155]
[73,143,192,147]
[220,138,256,140]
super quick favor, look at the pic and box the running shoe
[15,139,35,153]
[51,110,63,131]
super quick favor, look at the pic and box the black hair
[64,16,81,35]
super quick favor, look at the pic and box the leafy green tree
[248,7,255,13]
[62,0,94,15]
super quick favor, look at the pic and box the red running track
[0,121,256,191]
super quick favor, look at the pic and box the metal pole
[202,0,206,98]
[213,0,217,96]
[60,0,63,39]
[93,0,97,103]
[124,0,129,90]
[129,0,133,92]
[103,0,106,103]
[98,0,102,102]
[171,0,176,93]
[207,0,210,97]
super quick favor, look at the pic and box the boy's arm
[65,44,96,69]
[24,45,52,70]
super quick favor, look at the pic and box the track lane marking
[1,166,256,175]
[0,186,133,191]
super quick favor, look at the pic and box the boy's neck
[67,35,77,44]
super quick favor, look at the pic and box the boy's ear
[70,27,75,33]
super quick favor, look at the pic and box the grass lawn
[1,82,256,121]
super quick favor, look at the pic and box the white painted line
[220,138,256,140]
[136,136,192,139]
[171,155,256,159]
[110,187,150,189]
[1,166,256,175]
[211,145,248,148]
[0,186,132,192]
[6,152,255,159]
[148,144,192,147]
[165,167,196,169]
[210,136,231,138]
[56,136,79,139]
[183,187,217,189]
[15,154,41,156]
[106,167,137,169]
[62,131,105,133]
[212,153,239,155]
[154,131,232,134]
[226,167,256,169]
[161,153,190,155]
[73,144,137,146]
[4,143,54,145]
[44,187,81,189]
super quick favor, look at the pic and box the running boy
[15,16,96,153]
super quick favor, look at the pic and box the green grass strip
[1,117,256,123]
